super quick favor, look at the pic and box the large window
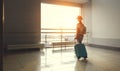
[41,3,81,44]
[41,3,81,29]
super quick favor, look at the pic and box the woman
[74,16,87,61]
[75,16,86,43]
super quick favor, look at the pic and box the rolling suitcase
[74,43,87,59]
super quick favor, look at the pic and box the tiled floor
[3,46,120,71]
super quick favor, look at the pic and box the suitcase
[74,43,87,59]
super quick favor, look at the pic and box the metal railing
[41,28,88,48]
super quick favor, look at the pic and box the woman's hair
[77,16,83,20]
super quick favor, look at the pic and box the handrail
[41,28,75,30]
[41,28,89,47]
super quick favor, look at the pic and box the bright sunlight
[41,3,81,29]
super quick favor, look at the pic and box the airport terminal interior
[1,0,120,71]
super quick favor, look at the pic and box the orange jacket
[76,23,86,37]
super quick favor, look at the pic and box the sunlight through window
[41,3,81,29]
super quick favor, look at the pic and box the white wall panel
[92,0,120,39]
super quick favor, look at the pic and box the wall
[0,0,3,70]
[4,0,40,48]
[81,0,92,44]
[83,0,120,47]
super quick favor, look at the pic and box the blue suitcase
[74,43,87,59]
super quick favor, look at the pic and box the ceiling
[55,0,89,3]
[41,0,89,4]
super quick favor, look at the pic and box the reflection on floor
[3,49,41,71]
[4,46,120,71]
